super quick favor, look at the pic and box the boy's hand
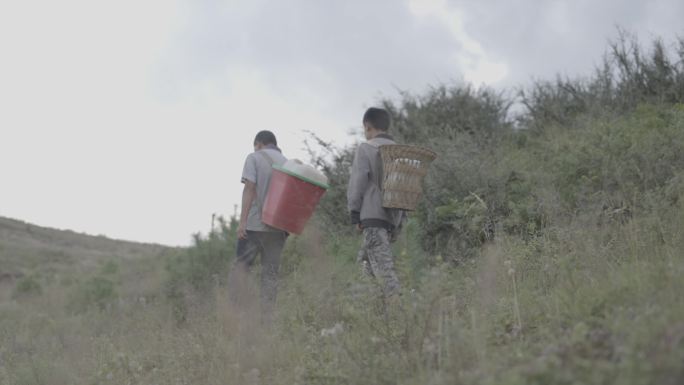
[356,224,363,233]
[389,228,400,243]
[238,222,248,239]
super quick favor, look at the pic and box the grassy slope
[0,217,172,307]
[4,209,681,385]
[0,217,179,384]
[0,216,170,272]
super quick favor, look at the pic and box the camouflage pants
[357,227,400,297]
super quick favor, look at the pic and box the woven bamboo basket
[379,144,437,210]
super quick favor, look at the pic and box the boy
[347,107,405,298]
[228,130,288,322]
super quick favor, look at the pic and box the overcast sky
[1,0,682,246]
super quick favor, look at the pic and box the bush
[100,260,119,275]
[164,215,238,322]
[305,133,358,235]
[12,276,42,299]
[166,216,237,292]
[520,32,684,130]
[67,276,117,313]
[526,104,684,213]
[384,84,512,146]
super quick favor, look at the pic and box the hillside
[0,216,173,302]
[0,216,171,272]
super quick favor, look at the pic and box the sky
[1,0,682,246]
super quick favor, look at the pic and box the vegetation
[11,276,42,299]
[1,33,683,384]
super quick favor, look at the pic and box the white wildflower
[320,322,344,337]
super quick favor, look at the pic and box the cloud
[408,0,509,85]
[450,0,684,87]
[158,1,479,108]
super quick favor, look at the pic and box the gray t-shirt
[241,148,287,231]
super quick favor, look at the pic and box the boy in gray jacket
[347,107,405,298]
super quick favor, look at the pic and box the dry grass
[1,201,684,384]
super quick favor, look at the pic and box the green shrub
[67,276,117,313]
[12,276,42,298]
[305,132,358,235]
[164,215,238,322]
[100,260,119,275]
[520,32,684,130]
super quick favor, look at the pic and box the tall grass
[2,191,683,384]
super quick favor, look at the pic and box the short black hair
[362,107,391,131]
[254,130,277,146]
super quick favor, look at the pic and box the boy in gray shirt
[229,130,288,322]
[347,108,405,298]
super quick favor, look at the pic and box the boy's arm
[347,145,369,225]
[237,181,256,239]
[238,154,258,239]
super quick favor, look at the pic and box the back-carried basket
[379,144,437,211]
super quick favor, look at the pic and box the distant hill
[0,216,173,280]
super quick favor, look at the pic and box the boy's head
[254,130,277,151]
[362,107,390,140]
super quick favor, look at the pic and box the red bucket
[262,165,329,234]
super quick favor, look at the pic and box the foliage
[12,275,42,299]
[67,276,117,313]
[164,215,238,322]
[166,216,237,292]
[520,32,684,130]
[4,198,683,384]
[100,260,119,275]
[305,132,358,235]
[384,84,512,146]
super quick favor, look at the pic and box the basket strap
[363,141,385,194]
[367,139,382,148]
[258,149,276,166]
[255,150,276,216]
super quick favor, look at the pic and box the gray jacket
[347,134,405,230]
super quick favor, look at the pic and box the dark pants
[228,230,288,321]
